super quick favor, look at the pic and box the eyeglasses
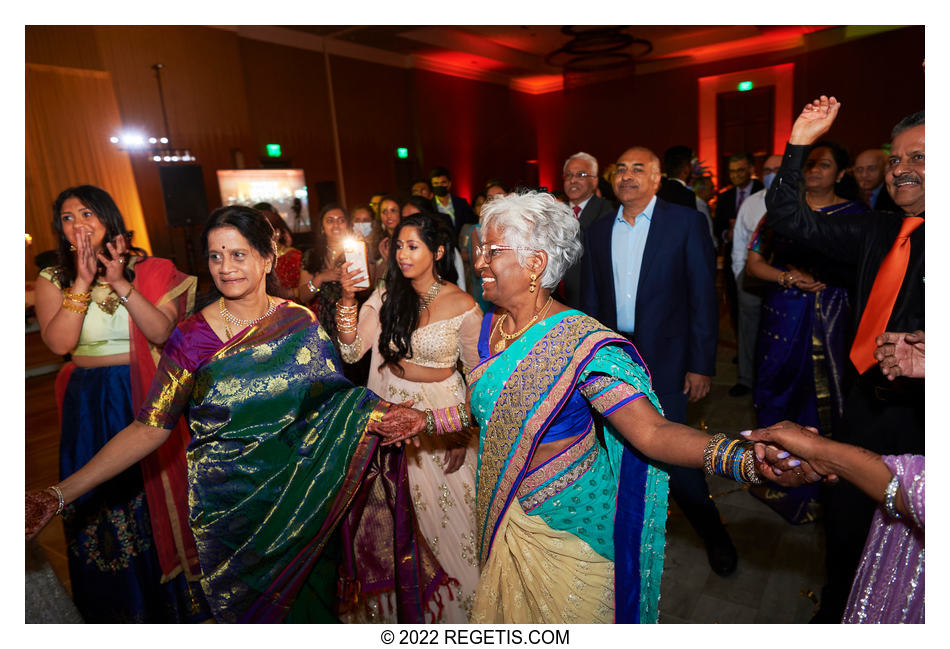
[562,171,596,181]
[472,243,538,262]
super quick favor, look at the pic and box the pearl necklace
[417,280,443,313]
[219,296,276,339]
[492,296,554,353]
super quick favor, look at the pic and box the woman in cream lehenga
[337,211,482,623]
[381,191,820,623]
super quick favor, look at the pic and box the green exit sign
[737,81,754,92]
[266,143,282,158]
[396,147,409,159]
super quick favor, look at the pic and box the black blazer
[433,194,477,237]
[563,195,616,310]
[714,179,764,241]
[873,185,901,213]
[580,197,718,395]
[657,177,697,209]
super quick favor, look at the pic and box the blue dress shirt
[611,196,656,333]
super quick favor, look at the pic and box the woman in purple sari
[745,141,867,524]
[26,206,438,623]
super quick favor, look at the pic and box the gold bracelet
[61,298,88,314]
[63,290,92,303]
[119,285,134,303]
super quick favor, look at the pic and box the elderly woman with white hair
[380,190,818,623]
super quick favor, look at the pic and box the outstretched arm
[27,421,172,539]
[743,422,912,518]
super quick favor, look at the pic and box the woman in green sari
[26,205,437,623]
[382,191,820,623]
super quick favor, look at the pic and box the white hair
[563,151,599,177]
[479,190,583,289]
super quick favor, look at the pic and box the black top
[657,177,697,209]
[765,144,924,350]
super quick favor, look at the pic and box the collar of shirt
[570,196,593,213]
[615,195,657,228]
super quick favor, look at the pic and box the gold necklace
[493,296,554,353]
[219,296,276,339]
[417,280,443,313]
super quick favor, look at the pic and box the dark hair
[663,145,693,177]
[195,205,278,310]
[402,195,433,215]
[485,179,509,194]
[428,166,452,182]
[308,202,351,273]
[49,185,147,287]
[728,152,754,166]
[258,205,294,247]
[892,110,924,138]
[810,140,852,174]
[378,212,457,370]
[471,191,487,211]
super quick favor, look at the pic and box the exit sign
[737,81,754,92]
[396,147,409,159]
[266,144,282,158]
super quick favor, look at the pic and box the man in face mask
[727,154,783,398]
[428,166,477,239]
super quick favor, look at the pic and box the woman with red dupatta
[33,185,206,622]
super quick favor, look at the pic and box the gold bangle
[63,290,92,303]
[119,285,134,303]
[61,298,88,314]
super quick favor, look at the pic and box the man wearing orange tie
[765,95,924,623]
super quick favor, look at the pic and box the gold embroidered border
[516,432,597,500]
[588,382,641,416]
[476,315,618,565]
[517,445,599,513]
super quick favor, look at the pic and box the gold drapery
[26,62,150,281]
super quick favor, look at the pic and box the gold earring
[69,244,76,251]
[529,273,537,293]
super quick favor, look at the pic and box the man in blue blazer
[581,146,738,576]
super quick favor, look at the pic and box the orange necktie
[849,216,924,373]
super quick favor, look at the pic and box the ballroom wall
[25,25,924,275]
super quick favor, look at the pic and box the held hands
[368,401,424,448]
[875,330,925,380]
[789,95,840,146]
[741,421,839,484]
[25,490,60,540]
[788,267,826,293]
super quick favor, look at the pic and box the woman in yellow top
[34,185,203,622]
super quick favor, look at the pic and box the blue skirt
[60,364,209,622]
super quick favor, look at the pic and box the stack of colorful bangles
[423,403,471,436]
[703,433,764,484]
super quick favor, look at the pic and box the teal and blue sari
[467,309,669,623]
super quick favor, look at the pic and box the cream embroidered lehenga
[340,287,482,622]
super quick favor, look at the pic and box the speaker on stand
[159,164,208,276]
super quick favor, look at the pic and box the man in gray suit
[562,151,615,310]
